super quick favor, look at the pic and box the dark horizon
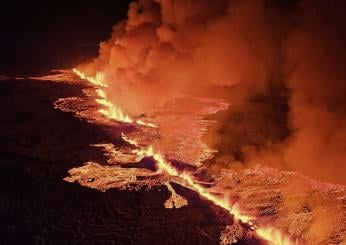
[0,0,132,75]
[0,0,300,76]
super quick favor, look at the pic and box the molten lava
[123,133,295,245]
[73,68,156,127]
[95,88,133,123]
[256,227,293,245]
[72,68,294,245]
[73,68,108,87]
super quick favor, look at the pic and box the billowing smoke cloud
[282,0,346,184]
[78,0,346,184]
[79,0,285,113]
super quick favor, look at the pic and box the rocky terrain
[1,75,345,245]
[0,78,237,245]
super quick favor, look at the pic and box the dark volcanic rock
[0,79,230,245]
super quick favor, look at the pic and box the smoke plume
[282,0,346,184]
[77,0,346,184]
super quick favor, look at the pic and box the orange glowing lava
[122,134,294,244]
[125,135,252,223]
[256,227,294,245]
[73,68,293,245]
[95,88,133,123]
[73,68,157,127]
[73,68,108,87]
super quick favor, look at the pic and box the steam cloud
[77,0,346,184]
[283,0,346,184]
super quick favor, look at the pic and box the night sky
[0,0,132,75]
[0,0,298,76]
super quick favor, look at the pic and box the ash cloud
[77,0,346,184]
[79,0,285,113]
[282,0,346,184]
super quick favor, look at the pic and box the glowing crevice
[73,68,157,127]
[73,68,108,87]
[122,134,294,244]
[72,67,294,245]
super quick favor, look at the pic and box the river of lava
[69,68,294,245]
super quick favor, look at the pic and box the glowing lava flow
[73,68,157,127]
[256,227,293,245]
[73,68,108,87]
[123,135,251,224]
[73,67,293,244]
[95,88,133,123]
[123,135,294,244]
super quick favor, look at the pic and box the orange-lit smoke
[76,0,346,185]
[77,0,283,115]
[208,0,346,185]
[282,0,346,184]
[73,67,294,245]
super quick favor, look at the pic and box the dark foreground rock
[0,79,247,245]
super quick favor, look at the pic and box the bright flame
[122,134,294,244]
[73,69,157,127]
[97,98,133,123]
[136,119,158,128]
[256,227,294,245]
[72,68,108,87]
[73,67,293,244]
[121,133,139,147]
[95,88,107,98]
[125,135,252,223]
